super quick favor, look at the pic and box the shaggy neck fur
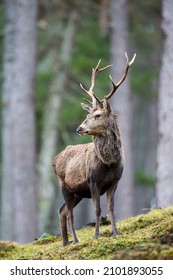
[93,114,123,166]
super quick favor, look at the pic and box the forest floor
[0,206,173,260]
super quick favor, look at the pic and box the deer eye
[94,114,101,119]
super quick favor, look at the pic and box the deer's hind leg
[67,194,82,244]
[59,203,68,246]
[60,184,82,245]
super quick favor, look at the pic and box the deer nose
[76,127,82,134]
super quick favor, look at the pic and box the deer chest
[88,160,123,195]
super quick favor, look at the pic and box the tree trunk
[38,10,79,234]
[99,0,109,36]
[109,0,135,219]
[1,0,16,241]
[1,0,38,243]
[156,0,173,208]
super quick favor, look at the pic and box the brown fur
[52,55,135,245]
[52,104,124,245]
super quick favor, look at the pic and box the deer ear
[103,99,111,113]
[81,103,91,113]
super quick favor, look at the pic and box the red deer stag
[52,53,136,245]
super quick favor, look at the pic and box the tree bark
[156,0,173,208]
[110,0,135,219]
[1,0,16,241]
[1,0,38,243]
[99,0,109,36]
[38,10,79,234]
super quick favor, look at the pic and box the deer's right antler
[80,53,136,107]
[80,59,112,107]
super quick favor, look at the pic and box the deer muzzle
[76,126,90,136]
[76,126,83,135]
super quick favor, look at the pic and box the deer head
[76,52,136,136]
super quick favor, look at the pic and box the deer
[52,53,136,245]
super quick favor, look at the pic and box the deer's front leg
[90,184,101,238]
[106,184,118,236]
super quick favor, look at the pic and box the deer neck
[93,122,123,166]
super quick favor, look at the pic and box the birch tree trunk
[1,0,38,243]
[156,0,173,208]
[110,0,135,219]
[38,10,79,234]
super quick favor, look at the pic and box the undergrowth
[0,206,173,260]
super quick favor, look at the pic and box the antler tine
[80,59,112,107]
[105,53,136,100]
[80,82,101,106]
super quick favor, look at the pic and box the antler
[105,52,136,100]
[80,59,112,107]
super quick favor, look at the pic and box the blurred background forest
[0,0,173,244]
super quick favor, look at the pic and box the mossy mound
[1,206,173,260]
[112,244,173,260]
[0,241,21,259]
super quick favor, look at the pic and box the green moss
[112,243,173,260]
[1,207,173,260]
[34,234,59,245]
[0,241,22,260]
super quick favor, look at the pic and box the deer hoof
[73,238,79,244]
[111,230,118,237]
[93,234,100,239]
[63,241,69,246]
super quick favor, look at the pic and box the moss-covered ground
[1,206,173,260]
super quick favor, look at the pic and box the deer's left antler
[105,53,136,100]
